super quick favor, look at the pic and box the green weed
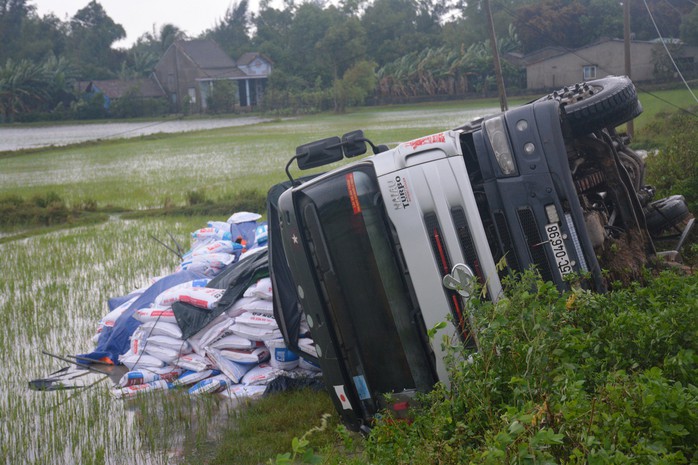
[363,270,698,465]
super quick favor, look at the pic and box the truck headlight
[484,116,517,176]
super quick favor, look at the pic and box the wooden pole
[484,0,508,112]
[624,0,634,137]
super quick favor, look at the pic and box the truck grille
[424,213,475,346]
[517,208,553,282]
[493,211,520,272]
[451,207,484,286]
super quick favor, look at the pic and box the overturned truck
[267,76,694,431]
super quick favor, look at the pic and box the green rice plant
[0,215,238,465]
[204,389,340,465]
[0,103,499,211]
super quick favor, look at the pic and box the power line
[496,2,698,118]
[642,0,698,104]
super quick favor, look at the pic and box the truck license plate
[545,223,573,277]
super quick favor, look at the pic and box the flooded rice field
[0,217,235,464]
[0,103,500,463]
[0,117,270,152]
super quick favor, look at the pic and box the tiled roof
[176,39,242,77]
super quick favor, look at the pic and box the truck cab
[267,76,693,431]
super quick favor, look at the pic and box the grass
[202,389,340,465]
[0,102,500,211]
[0,215,223,465]
[0,88,691,215]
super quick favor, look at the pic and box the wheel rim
[548,82,603,106]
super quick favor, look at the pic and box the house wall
[154,46,206,112]
[526,41,698,90]
[238,58,272,78]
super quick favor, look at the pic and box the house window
[583,65,597,80]
[188,87,196,103]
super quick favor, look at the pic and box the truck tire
[537,76,643,136]
[644,195,691,235]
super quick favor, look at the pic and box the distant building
[153,39,272,112]
[76,78,166,109]
[513,38,698,90]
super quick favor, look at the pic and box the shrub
[365,270,698,464]
[643,107,698,214]
[0,192,74,228]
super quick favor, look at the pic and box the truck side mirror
[341,130,368,158]
[295,137,344,170]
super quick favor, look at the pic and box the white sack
[266,338,300,370]
[217,346,270,365]
[230,322,282,342]
[118,367,183,387]
[139,320,183,339]
[119,352,167,370]
[235,312,278,329]
[171,369,221,387]
[209,335,259,351]
[110,380,172,399]
[206,348,254,383]
[239,298,274,316]
[153,279,210,307]
[133,306,177,324]
[188,374,232,395]
[146,335,191,353]
[174,353,212,372]
[253,277,273,301]
[179,287,225,310]
[241,363,282,386]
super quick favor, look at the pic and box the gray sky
[32,0,240,48]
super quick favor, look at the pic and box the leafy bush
[110,94,169,118]
[643,107,698,214]
[206,80,239,114]
[365,270,698,464]
[0,192,73,228]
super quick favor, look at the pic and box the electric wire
[642,0,698,103]
[496,2,698,118]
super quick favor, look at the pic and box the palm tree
[159,24,187,52]
[0,59,50,121]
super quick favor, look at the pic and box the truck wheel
[644,195,690,235]
[537,76,643,136]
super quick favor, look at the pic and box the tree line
[1,0,697,120]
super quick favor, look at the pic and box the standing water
[0,117,270,152]
[0,218,235,464]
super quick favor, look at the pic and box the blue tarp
[80,269,207,364]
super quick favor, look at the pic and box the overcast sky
[32,0,241,48]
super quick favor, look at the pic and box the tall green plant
[644,107,698,213]
[0,58,50,121]
[365,270,698,464]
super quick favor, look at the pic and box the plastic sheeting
[172,248,269,340]
[81,269,207,364]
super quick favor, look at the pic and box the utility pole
[623,0,634,137]
[484,0,508,112]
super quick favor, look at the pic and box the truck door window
[301,167,436,395]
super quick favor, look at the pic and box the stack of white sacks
[96,215,321,400]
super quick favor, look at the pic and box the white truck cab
[267,76,693,431]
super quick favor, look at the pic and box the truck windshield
[300,166,435,396]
